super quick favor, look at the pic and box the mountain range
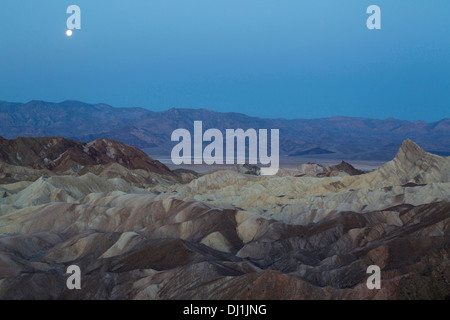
[1,100,449,160]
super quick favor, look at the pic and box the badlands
[0,137,448,299]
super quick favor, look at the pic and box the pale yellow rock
[200,231,233,253]
[100,231,140,258]
[236,215,263,244]
[235,210,255,225]
[0,181,33,194]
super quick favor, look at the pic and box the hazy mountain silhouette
[1,100,449,160]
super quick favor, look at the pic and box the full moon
[66,30,73,37]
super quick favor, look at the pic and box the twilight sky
[0,0,449,121]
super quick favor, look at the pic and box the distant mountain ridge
[1,100,449,160]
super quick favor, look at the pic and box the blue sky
[0,0,449,121]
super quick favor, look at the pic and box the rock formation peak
[374,139,450,185]
[396,139,427,161]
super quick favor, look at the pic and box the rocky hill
[0,136,171,174]
[0,137,197,188]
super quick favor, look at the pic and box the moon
[66,30,73,37]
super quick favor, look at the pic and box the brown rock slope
[0,136,171,174]
[0,136,185,186]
